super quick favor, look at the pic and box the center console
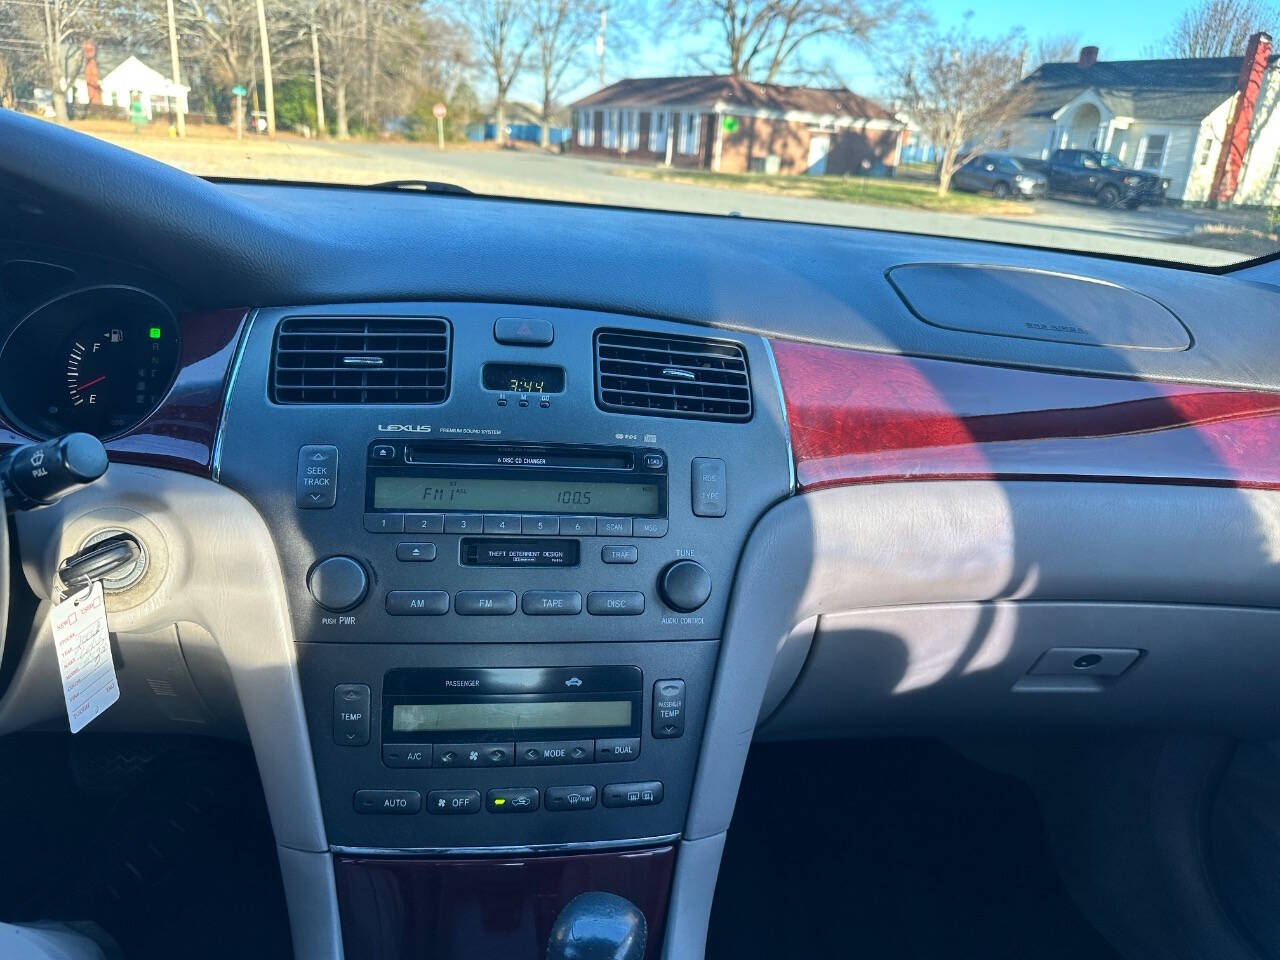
[215,302,793,958]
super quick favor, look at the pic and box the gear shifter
[545,892,647,960]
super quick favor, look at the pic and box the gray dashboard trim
[331,833,681,857]
[686,480,1280,843]
[210,307,258,482]
[760,339,795,495]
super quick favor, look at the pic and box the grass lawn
[612,165,1035,216]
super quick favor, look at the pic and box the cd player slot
[403,443,633,470]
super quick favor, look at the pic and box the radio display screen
[391,700,632,733]
[372,475,661,515]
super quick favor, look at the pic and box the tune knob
[658,560,712,613]
[308,556,368,612]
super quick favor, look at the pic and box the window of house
[1140,133,1167,171]
[602,110,619,149]
[576,110,595,147]
[649,111,668,153]
[678,112,701,155]
[1198,137,1213,166]
[620,109,639,151]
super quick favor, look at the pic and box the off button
[427,789,482,815]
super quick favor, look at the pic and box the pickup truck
[1025,149,1169,209]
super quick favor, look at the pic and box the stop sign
[432,103,447,120]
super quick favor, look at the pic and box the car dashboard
[6,109,1280,960]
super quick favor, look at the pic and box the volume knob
[658,560,712,613]
[308,556,368,612]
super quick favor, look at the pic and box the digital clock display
[373,475,661,515]
[481,362,566,394]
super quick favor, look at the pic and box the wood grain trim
[770,338,1280,492]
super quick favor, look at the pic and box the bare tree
[462,0,531,144]
[315,0,362,137]
[1031,32,1082,70]
[18,0,99,120]
[667,0,913,84]
[530,0,595,147]
[180,0,259,95]
[893,21,1031,196]
[1165,0,1277,57]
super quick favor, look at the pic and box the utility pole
[255,0,276,137]
[310,11,326,138]
[164,0,185,137]
[596,7,606,87]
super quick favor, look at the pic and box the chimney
[1078,46,1099,68]
[82,40,101,105]
[1210,31,1273,204]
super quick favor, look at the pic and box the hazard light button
[494,317,554,346]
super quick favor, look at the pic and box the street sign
[432,102,447,119]
[231,85,247,97]
[722,115,739,132]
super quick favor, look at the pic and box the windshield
[2,1,1276,268]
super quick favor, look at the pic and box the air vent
[271,316,450,404]
[595,330,752,422]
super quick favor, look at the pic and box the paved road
[324,141,1243,267]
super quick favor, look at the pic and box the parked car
[1037,149,1169,208]
[952,153,1047,199]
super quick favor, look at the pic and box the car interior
[7,103,1280,960]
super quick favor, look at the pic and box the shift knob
[545,892,646,960]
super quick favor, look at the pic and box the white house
[73,55,189,120]
[1001,37,1279,205]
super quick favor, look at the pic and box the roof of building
[1021,53,1277,121]
[571,75,895,120]
[99,55,189,92]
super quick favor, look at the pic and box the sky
[533,0,1188,105]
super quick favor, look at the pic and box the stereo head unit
[366,441,667,518]
[381,666,643,744]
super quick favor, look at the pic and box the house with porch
[1002,35,1279,205]
[569,76,905,176]
[71,55,189,120]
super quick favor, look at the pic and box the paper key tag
[50,580,119,734]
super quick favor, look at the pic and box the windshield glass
[3,0,1276,268]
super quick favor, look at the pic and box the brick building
[570,75,905,176]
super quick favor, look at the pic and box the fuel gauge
[62,317,179,437]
